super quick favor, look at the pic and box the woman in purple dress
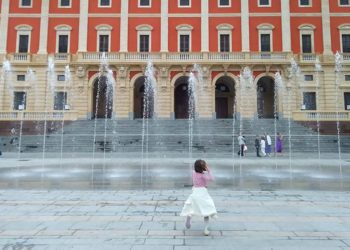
[275,132,283,154]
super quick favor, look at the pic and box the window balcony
[299,53,317,62]
[9,53,31,63]
[293,111,350,121]
[54,53,71,63]
[342,53,350,62]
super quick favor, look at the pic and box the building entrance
[92,76,113,119]
[257,76,275,119]
[174,76,189,119]
[215,76,236,119]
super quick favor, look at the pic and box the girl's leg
[204,216,210,236]
[185,216,191,229]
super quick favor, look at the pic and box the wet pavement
[0,152,349,191]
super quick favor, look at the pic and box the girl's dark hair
[194,159,206,173]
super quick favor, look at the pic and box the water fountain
[274,72,283,169]
[289,58,301,175]
[42,57,56,169]
[314,57,322,170]
[2,60,13,108]
[334,52,343,178]
[141,60,157,186]
[59,65,71,168]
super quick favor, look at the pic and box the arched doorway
[215,76,236,119]
[92,76,113,119]
[257,76,275,119]
[134,77,145,119]
[174,76,189,119]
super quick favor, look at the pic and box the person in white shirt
[265,133,272,157]
[260,136,266,157]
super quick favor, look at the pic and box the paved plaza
[0,189,349,249]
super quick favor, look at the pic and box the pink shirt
[192,168,214,187]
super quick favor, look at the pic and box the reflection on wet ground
[0,154,349,191]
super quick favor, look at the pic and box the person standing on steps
[237,134,246,157]
[260,136,266,157]
[255,135,261,157]
[265,133,272,157]
[275,132,283,155]
[181,159,217,236]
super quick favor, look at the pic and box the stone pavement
[0,189,350,250]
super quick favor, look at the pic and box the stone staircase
[2,118,350,154]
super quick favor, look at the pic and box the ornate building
[0,0,349,122]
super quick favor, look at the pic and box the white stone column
[281,0,291,52]
[38,0,49,54]
[241,0,250,52]
[120,0,129,52]
[201,0,209,52]
[0,0,10,54]
[78,0,89,52]
[321,0,332,55]
[161,0,168,52]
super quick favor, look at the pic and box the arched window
[136,25,153,52]
[298,24,316,53]
[55,25,72,53]
[95,24,113,52]
[216,24,234,52]
[15,25,32,53]
[257,23,274,52]
[338,24,350,53]
[176,24,193,52]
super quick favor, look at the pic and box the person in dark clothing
[255,135,261,157]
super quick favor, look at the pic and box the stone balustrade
[0,111,79,121]
[293,111,350,121]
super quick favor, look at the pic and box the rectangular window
[99,35,109,52]
[304,75,314,81]
[339,0,350,6]
[299,0,311,6]
[57,75,66,81]
[259,0,270,6]
[18,35,29,53]
[303,92,316,110]
[13,92,26,110]
[20,0,31,7]
[345,92,350,110]
[139,0,150,7]
[99,0,111,6]
[58,35,69,53]
[139,35,150,52]
[60,0,70,7]
[17,75,26,81]
[342,34,350,53]
[302,34,312,53]
[345,75,350,81]
[179,0,190,7]
[54,92,67,110]
[179,35,190,52]
[220,34,230,52]
[260,34,271,52]
[219,0,230,6]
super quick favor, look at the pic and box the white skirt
[180,187,217,217]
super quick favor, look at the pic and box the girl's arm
[203,166,214,181]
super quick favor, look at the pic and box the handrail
[293,111,350,121]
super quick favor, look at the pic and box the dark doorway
[174,76,189,119]
[215,76,236,119]
[92,76,113,119]
[257,76,275,119]
[133,76,154,119]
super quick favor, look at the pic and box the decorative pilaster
[0,0,10,54]
[241,0,250,52]
[161,0,168,52]
[120,0,129,52]
[281,0,291,52]
[38,0,50,54]
[321,0,332,55]
[201,0,209,52]
[78,0,89,52]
